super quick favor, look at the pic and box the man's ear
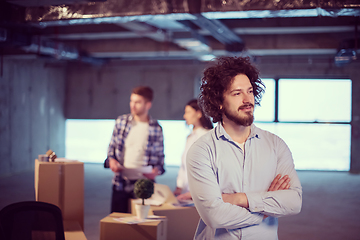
[146,101,152,110]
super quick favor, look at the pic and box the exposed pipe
[20,35,106,65]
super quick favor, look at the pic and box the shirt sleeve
[246,137,302,217]
[187,140,263,229]
[151,124,165,174]
[107,120,119,160]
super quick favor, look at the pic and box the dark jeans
[111,185,135,213]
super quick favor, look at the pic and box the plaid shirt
[107,114,165,187]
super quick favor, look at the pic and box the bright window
[278,79,352,122]
[255,78,275,122]
[256,123,351,171]
[65,119,115,163]
[65,119,191,166]
[158,120,191,166]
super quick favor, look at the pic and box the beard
[223,104,254,126]
[131,107,146,117]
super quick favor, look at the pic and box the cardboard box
[64,221,87,240]
[150,204,199,240]
[34,159,84,230]
[100,212,167,240]
[131,184,200,240]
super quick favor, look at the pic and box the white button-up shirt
[187,123,302,240]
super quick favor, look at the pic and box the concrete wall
[65,60,205,120]
[0,58,66,177]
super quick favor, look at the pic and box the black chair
[0,201,65,240]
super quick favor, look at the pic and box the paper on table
[173,199,194,207]
[54,158,79,162]
[122,166,153,180]
[113,215,165,224]
[152,183,179,205]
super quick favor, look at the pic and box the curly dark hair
[199,56,265,123]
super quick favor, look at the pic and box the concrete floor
[1,163,360,240]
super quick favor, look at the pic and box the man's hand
[268,174,290,191]
[176,191,192,200]
[174,187,183,196]
[109,158,123,173]
[143,167,160,180]
[263,174,291,219]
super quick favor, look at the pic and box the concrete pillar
[350,69,360,173]
[0,58,66,177]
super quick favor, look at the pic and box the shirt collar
[216,122,260,142]
[129,114,156,125]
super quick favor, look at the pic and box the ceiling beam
[114,22,169,42]
[189,14,245,52]
[231,26,360,35]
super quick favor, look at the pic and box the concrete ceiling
[1,0,360,65]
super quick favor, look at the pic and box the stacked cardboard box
[64,221,87,240]
[34,159,84,230]
[149,203,199,240]
[100,212,167,240]
[131,184,200,240]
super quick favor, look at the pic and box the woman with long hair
[174,99,213,200]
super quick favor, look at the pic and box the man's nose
[243,93,251,103]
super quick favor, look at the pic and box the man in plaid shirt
[105,86,165,213]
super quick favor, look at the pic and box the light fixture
[334,48,357,67]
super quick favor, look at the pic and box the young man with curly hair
[187,57,302,240]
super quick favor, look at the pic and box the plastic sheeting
[25,0,193,22]
[25,0,360,26]
[202,0,360,19]
[202,0,360,12]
